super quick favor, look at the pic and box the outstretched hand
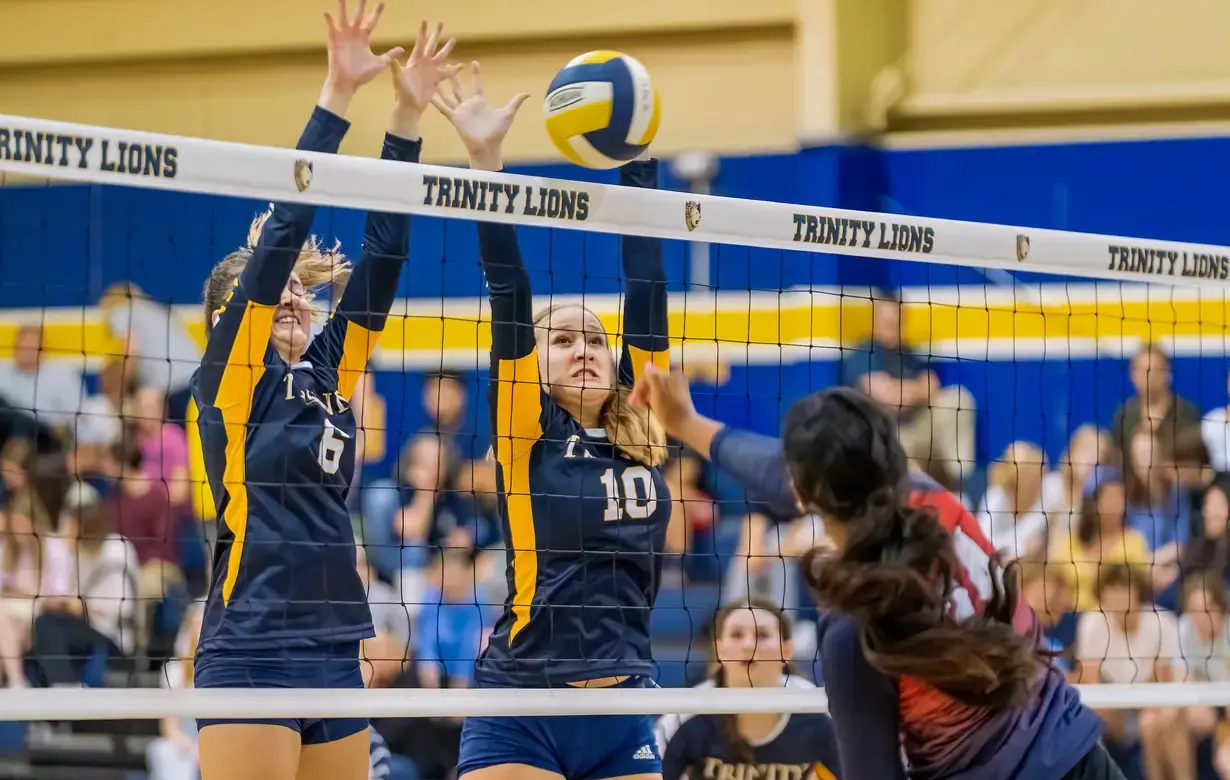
[324,0,404,96]
[432,62,530,170]
[390,21,460,115]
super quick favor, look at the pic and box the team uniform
[192,105,416,744]
[655,677,842,780]
[704,425,1110,780]
[457,160,672,779]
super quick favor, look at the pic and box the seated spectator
[1075,564,1187,780]
[1202,366,1230,473]
[841,291,975,487]
[0,438,53,688]
[1125,429,1190,592]
[1018,561,1076,677]
[1184,474,1230,575]
[99,282,199,427]
[130,386,191,509]
[720,507,817,615]
[0,324,87,454]
[415,544,490,691]
[1048,468,1150,613]
[26,493,138,686]
[662,443,716,559]
[146,600,203,780]
[1112,343,1199,457]
[977,441,1054,561]
[73,356,138,476]
[1178,573,1230,779]
[357,544,411,689]
[1043,426,1115,522]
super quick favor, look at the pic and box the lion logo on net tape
[685,201,702,232]
[294,159,314,193]
[1016,234,1031,263]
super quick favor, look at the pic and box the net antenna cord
[2,113,1229,290]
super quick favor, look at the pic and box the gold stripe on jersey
[625,344,670,383]
[495,350,544,643]
[337,319,379,399]
[216,300,273,605]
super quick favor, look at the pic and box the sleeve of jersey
[708,427,799,520]
[308,133,419,399]
[819,617,908,780]
[616,159,670,386]
[478,221,543,463]
[196,105,350,410]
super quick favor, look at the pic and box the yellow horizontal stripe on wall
[2,285,1229,369]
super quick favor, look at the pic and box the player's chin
[271,323,308,356]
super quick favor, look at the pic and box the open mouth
[275,314,298,326]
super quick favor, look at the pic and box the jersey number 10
[600,466,658,521]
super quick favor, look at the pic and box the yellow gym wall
[0,0,911,161]
[888,0,1230,132]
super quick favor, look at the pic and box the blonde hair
[987,441,1046,519]
[202,208,352,329]
[533,304,667,466]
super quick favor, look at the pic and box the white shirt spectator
[1076,607,1183,684]
[1203,406,1230,473]
[976,478,1068,561]
[1178,611,1230,683]
[0,360,86,429]
[42,533,138,654]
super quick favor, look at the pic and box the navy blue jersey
[473,160,671,687]
[655,678,841,780]
[193,106,417,652]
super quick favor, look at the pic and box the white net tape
[0,113,1227,721]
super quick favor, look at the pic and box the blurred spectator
[1076,564,1187,780]
[1048,469,1150,613]
[415,543,490,690]
[1184,474,1230,575]
[0,438,54,687]
[1043,425,1114,526]
[1178,573,1230,779]
[976,441,1055,561]
[1111,343,1199,457]
[146,600,203,780]
[73,357,139,477]
[1018,562,1076,677]
[131,386,191,508]
[358,544,412,689]
[1125,429,1191,592]
[841,291,976,487]
[26,492,138,686]
[0,324,87,453]
[99,282,200,426]
[662,444,716,558]
[349,370,387,492]
[106,436,184,652]
[1201,369,1230,473]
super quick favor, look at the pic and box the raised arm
[308,21,459,400]
[617,158,670,386]
[197,0,403,411]
[629,366,798,517]
[431,62,541,461]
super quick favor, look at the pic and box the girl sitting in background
[655,600,840,780]
[976,441,1052,561]
[147,601,204,780]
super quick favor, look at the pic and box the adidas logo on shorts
[633,745,656,760]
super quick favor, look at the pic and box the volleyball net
[0,111,1228,729]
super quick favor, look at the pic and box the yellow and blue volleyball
[544,51,661,169]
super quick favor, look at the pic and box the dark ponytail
[785,388,1040,711]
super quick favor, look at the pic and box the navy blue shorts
[194,641,367,745]
[457,676,661,780]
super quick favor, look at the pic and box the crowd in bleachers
[4,285,1230,779]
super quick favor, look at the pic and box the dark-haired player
[631,369,1119,780]
[190,9,458,780]
[433,65,672,780]
[655,600,841,780]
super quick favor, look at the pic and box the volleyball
[543,51,661,169]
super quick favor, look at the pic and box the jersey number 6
[318,419,351,475]
[600,466,658,521]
